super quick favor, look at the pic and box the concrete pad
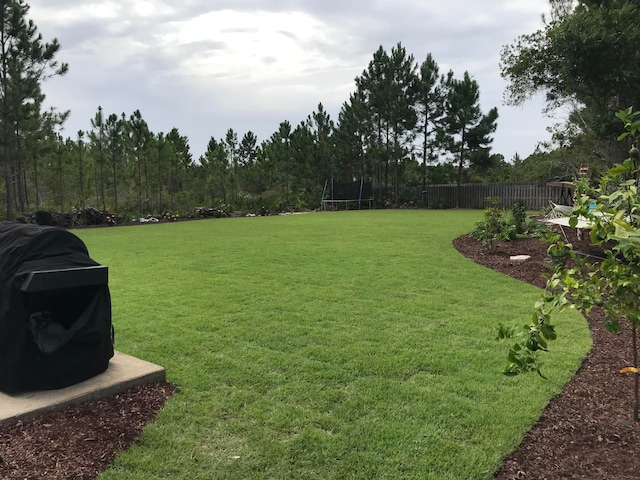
[0,351,165,424]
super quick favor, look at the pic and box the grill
[0,222,114,393]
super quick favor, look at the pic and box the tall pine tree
[0,0,67,219]
[444,72,498,207]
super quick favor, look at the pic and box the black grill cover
[0,222,114,393]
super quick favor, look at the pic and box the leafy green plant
[542,232,573,269]
[511,200,527,235]
[469,197,508,252]
[503,108,640,421]
[496,322,518,340]
[470,198,548,251]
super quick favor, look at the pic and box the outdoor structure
[321,179,374,210]
[0,223,114,393]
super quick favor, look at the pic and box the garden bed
[453,235,640,480]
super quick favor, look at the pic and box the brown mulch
[1,231,639,479]
[452,234,640,480]
[0,382,176,480]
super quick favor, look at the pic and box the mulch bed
[0,382,176,480]
[452,234,640,480]
[1,232,639,479]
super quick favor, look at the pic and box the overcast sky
[27,0,557,163]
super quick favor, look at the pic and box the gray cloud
[29,0,552,161]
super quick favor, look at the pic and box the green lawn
[74,210,590,480]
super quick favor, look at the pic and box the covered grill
[0,222,114,393]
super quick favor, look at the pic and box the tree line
[0,1,506,220]
[3,1,635,220]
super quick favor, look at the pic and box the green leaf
[535,367,548,379]
[608,165,628,176]
[614,222,631,239]
[541,324,557,341]
[605,320,621,333]
[618,132,630,141]
[503,367,519,377]
[537,336,548,350]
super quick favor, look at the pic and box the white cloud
[28,0,554,162]
[157,10,350,84]
[32,1,122,25]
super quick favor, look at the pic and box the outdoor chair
[545,201,573,219]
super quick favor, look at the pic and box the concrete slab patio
[0,351,166,424]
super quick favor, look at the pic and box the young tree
[504,108,640,421]
[0,0,68,219]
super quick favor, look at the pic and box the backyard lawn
[75,210,590,480]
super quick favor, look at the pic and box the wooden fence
[424,182,571,210]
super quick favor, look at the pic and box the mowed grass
[74,210,590,480]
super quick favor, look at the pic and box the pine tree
[0,0,67,219]
[335,91,371,183]
[165,128,192,210]
[129,109,150,215]
[443,72,498,207]
[416,54,446,204]
[89,106,107,211]
[104,114,123,213]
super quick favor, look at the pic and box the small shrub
[469,199,552,252]
[469,197,509,252]
[511,201,527,235]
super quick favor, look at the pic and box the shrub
[511,200,527,235]
[469,198,548,251]
[469,198,509,252]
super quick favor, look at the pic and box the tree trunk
[111,151,118,214]
[422,108,429,207]
[33,154,39,208]
[78,143,84,207]
[634,323,638,422]
[1,10,13,221]
[456,129,466,209]
[157,147,163,212]
[136,153,142,216]
[143,154,149,212]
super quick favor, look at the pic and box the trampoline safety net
[321,179,373,210]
